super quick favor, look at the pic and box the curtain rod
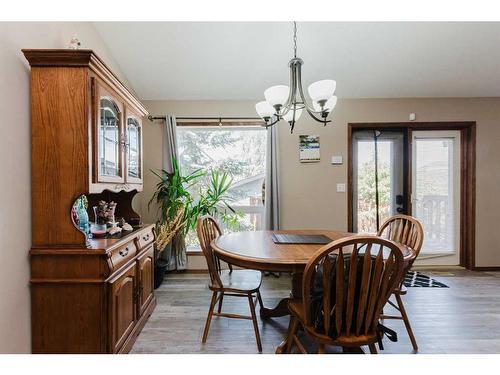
[147,115,262,122]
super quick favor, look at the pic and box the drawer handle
[143,234,151,241]
[119,247,129,257]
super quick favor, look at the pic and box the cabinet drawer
[137,228,154,249]
[109,241,137,271]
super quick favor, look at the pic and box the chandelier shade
[255,101,275,119]
[264,85,290,108]
[308,79,337,103]
[255,22,337,133]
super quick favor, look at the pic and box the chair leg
[368,343,378,354]
[395,293,418,351]
[377,329,384,351]
[256,290,264,308]
[248,293,262,352]
[293,334,307,354]
[318,343,326,354]
[276,315,298,354]
[202,291,218,343]
[343,346,364,354]
[217,292,224,313]
[286,317,300,353]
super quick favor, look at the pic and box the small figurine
[108,226,122,236]
[67,34,81,50]
[119,217,133,231]
[122,222,133,231]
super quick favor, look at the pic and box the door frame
[347,121,476,269]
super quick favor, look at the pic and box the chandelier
[255,22,337,133]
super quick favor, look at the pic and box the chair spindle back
[302,236,404,338]
[377,214,424,268]
[196,215,224,288]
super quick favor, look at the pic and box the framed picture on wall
[299,135,320,162]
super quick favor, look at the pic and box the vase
[91,206,107,238]
[77,197,89,235]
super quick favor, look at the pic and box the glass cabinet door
[97,95,124,183]
[125,114,142,184]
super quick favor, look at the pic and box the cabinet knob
[119,247,129,257]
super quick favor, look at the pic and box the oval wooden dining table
[212,229,413,319]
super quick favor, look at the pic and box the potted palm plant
[149,159,202,288]
[149,158,238,287]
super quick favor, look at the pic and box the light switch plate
[336,183,346,193]
[331,155,343,165]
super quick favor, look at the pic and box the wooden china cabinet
[24,49,155,353]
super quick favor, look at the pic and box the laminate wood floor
[131,269,500,354]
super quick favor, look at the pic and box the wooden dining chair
[377,214,424,351]
[278,235,404,354]
[196,215,264,352]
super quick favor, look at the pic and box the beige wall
[138,98,500,268]
[0,22,130,353]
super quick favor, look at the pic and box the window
[176,124,267,248]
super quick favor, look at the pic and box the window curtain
[160,115,187,271]
[265,125,281,230]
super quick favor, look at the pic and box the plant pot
[154,259,169,289]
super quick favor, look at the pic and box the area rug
[403,271,449,288]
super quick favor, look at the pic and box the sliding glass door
[350,124,473,267]
[352,130,406,233]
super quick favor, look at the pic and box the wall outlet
[336,183,346,193]
[331,155,343,165]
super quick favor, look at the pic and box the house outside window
[176,124,267,248]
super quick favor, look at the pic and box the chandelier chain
[293,21,297,58]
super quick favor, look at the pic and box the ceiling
[94,22,500,100]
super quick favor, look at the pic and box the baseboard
[471,266,500,271]
[186,249,204,256]
[170,269,208,274]
[411,265,464,270]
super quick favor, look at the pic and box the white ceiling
[94,22,500,100]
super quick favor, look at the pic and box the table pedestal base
[260,272,303,353]
[260,272,302,319]
[260,298,289,319]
